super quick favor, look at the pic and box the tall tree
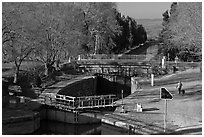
[2,3,36,83]
[160,2,201,61]
[23,3,83,75]
[3,2,85,77]
[112,9,147,53]
[76,2,121,54]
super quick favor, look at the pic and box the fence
[40,94,118,111]
[79,54,147,61]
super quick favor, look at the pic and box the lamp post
[175,56,178,67]
[121,90,124,105]
[121,89,125,113]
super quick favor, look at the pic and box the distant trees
[160,2,202,61]
[112,10,147,53]
[75,2,121,54]
[76,3,147,54]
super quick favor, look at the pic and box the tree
[2,3,35,83]
[111,10,147,53]
[162,10,170,26]
[169,2,178,15]
[76,2,121,54]
[3,2,86,77]
[160,2,201,61]
[23,3,84,76]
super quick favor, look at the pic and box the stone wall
[2,112,40,135]
[40,108,100,124]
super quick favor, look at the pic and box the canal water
[33,120,130,135]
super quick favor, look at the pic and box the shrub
[150,65,168,76]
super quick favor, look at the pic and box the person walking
[176,81,183,94]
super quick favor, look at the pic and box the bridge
[79,64,150,77]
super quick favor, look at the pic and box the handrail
[79,54,147,60]
[40,93,117,110]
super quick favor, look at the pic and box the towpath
[102,68,202,135]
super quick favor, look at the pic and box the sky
[117,2,172,19]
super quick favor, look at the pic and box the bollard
[20,96,25,103]
[78,55,81,61]
[68,57,71,63]
[136,103,143,112]
[121,105,126,113]
[151,74,154,86]
[162,56,166,69]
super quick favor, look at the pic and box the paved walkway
[102,71,202,135]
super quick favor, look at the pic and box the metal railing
[79,54,147,61]
[40,94,118,111]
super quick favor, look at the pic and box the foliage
[150,65,168,76]
[112,10,147,53]
[2,3,38,82]
[2,2,148,81]
[3,3,85,77]
[160,2,202,62]
[75,2,121,54]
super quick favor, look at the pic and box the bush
[60,62,80,74]
[133,68,148,77]
[178,51,201,62]
[17,71,32,88]
[151,65,168,76]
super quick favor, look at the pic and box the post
[162,56,166,69]
[74,111,79,123]
[121,90,124,105]
[68,57,71,63]
[151,74,154,86]
[175,56,178,67]
[129,67,131,77]
[164,99,167,132]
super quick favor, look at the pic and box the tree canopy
[2,2,148,79]
[160,2,202,61]
[112,10,147,53]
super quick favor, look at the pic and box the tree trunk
[44,63,49,76]
[55,59,60,71]
[13,67,20,84]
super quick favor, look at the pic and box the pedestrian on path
[176,81,183,94]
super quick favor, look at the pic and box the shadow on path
[142,107,160,112]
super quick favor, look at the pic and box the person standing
[176,81,183,94]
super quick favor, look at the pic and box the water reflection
[33,120,130,135]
